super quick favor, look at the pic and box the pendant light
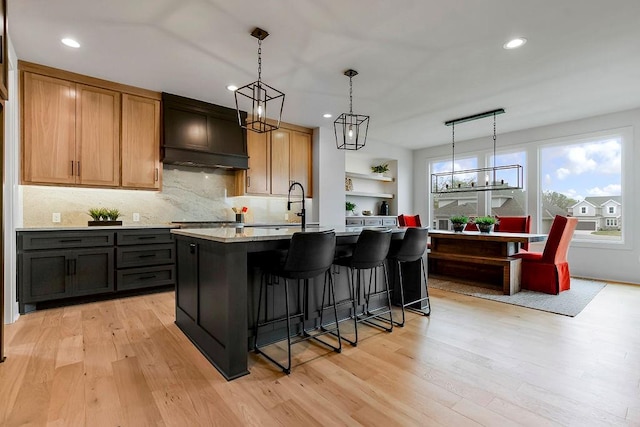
[431,108,523,193]
[234,27,285,133]
[334,69,369,150]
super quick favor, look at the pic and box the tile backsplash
[21,165,309,227]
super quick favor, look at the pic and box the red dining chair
[494,215,531,250]
[514,215,578,294]
[398,214,421,227]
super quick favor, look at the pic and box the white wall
[4,35,19,323]
[413,107,640,284]
[312,126,345,226]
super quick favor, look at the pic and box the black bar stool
[253,230,340,374]
[333,228,393,346]
[387,227,430,326]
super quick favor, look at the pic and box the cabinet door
[246,131,270,195]
[290,131,312,197]
[20,251,71,302]
[76,84,121,187]
[72,248,115,296]
[176,239,199,322]
[0,0,7,100]
[271,128,291,195]
[22,73,76,184]
[121,94,161,189]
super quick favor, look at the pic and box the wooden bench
[428,252,521,295]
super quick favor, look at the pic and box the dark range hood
[162,92,249,170]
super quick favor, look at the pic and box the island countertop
[171,225,405,243]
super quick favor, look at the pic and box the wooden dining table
[428,230,547,295]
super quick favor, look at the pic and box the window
[490,151,527,216]
[541,135,622,242]
[430,156,478,230]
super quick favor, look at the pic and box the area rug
[429,277,606,317]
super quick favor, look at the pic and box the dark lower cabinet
[176,239,198,321]
[17,228,175,313]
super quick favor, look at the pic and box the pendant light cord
[349,75,353,115]
[257,39,262,85]
[451,122,455,185]
[493,112,497,183]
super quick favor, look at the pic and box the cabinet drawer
[364,218,383,226]
[116,229,174,245]
[382,218,398,226]
[346,218,364,226]
[116,243,175,268]
[19,231,114,250]
[117,265,175,291]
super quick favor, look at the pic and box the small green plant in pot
[371,163,389,175]
[450,215,469,232]
[345,201,356,215]
[106,209,120,221]
[474,216,497,233]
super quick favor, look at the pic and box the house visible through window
[541,134,622,241]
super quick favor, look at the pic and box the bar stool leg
[403,258,431,317]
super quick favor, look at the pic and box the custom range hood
[162,92,249,170]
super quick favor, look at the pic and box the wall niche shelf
[345,171,394,182]
[347,191,394,199]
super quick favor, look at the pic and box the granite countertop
[16,224,177,232]
[171,225,404,243]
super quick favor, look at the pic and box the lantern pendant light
[234,27,285,133]
[334,69,369,150]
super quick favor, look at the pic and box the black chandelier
[234,27,285,133]
[431,108,523,194]
[334,69,369,150]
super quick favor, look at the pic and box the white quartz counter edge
[16,225,177,231]
[171,226,404,243]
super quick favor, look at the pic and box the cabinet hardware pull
[70,160,74,176]
[138,254,156,258]
[247,176,250,187]
[77,161,81,177]
[60,239,82,243]
[139,275,157,280]
[155,168,159,182]
[137,236,156,240]
[189,243,197,254]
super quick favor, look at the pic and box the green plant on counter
[449,215,469,224]
[88,207,120,221]
[345,201,356,212]
[106,209,120,221]
[474,216,496,225]
[371,163,389,174]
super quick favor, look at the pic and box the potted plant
[345,201,356,216]
[371,163,389,177]
[450,215,469,232]
[474,216,497,233]
[88,207,123,226]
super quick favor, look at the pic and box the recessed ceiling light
[503,37,527,49]
[323,113,332,118]
[226,85,238,91]
[61,38,80,48]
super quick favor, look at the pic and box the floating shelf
[345,171,394,182]
[346,191,394,199]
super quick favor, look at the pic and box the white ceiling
[9,0,640,149]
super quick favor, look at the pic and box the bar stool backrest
[350,228,393,269]
[284,230,336,279]
[393,227,429,263]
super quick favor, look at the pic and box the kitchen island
[171,226,411,380]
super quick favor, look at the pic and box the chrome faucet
[287,181,306,229]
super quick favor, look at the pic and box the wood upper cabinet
[290,131,312,194]
[244,125,313,197]
[23,73,76,184]
[20,62,162,189]
[121,94,160,189]
[76,84,121,187]
[246,131,270,195]
[23,74,121,187]
[270,128,291,195]
[0,0,8,100]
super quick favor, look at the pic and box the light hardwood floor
[1,283,639,426]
